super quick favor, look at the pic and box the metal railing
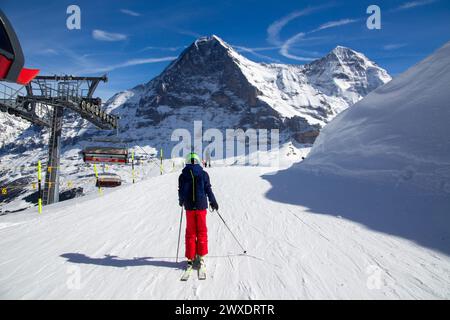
[0,82,26,108]
[0,81,53,127]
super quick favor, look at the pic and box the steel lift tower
[0,75,119,205]
[1,10,119,205]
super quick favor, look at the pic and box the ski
[180,265,193,281]
[198,266,206,280]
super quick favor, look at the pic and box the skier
[178,152,218,279]
[205,149,211,168]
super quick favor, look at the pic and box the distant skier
[205,149,211,167]
[178,152,218,279]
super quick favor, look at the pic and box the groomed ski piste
[0,161,449,299]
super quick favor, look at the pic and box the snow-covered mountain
[105,35,390,145]
[0,113,30,149]
[0,35,390,211]
[301,41,450,194]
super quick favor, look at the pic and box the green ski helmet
[186,152,201,164]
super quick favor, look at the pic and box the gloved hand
[179,200,183,207]
[210,202,219,211]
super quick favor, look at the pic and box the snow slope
[302,41,450,193]
[0,165,448,299]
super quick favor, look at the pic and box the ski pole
[176,207,183,263]
[216,210,247,254]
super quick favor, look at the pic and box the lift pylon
[0,10,120,206]
[0,75,119,206]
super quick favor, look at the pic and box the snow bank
[301,41,450,194]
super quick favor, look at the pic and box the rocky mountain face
[304,46,391,107]
[104,35,391,146]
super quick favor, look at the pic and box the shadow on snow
[60,253,257,269]
[60,253,185,269]
[262,166,450,256]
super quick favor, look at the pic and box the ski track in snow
[0,167,449,299]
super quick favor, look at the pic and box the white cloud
[86,56,177,74]
[311,18,359,33]
[233,45,281,62]
[279,32,315,61]
[383,43,407,50]
[235,46,280,52]
[140,46,182,52]
[267,6,361,62]
[267,7,320,45]
[176,29,202,38]
[277,16,358,62]
[120,9,141,17]
[39,48,59,55]
[395,0,437,10]
[92,30,128,42]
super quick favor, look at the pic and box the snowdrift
[263,42,450,257]
[300,41,450,194]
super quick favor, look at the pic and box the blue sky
[2,0,449,100]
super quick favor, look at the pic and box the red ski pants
[185,209,208,260]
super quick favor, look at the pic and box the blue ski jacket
[178,164,217,210]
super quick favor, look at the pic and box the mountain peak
[329,45,362,59]
[304,45,391,100]
[317,45,385,73]
[195,34,224,43]
[332,45,354,52]
[189,34,236,54]
[159,34,243,77]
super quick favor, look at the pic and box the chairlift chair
[0,9,39,85]
[82,146,129,164]
[96,173,122,188]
